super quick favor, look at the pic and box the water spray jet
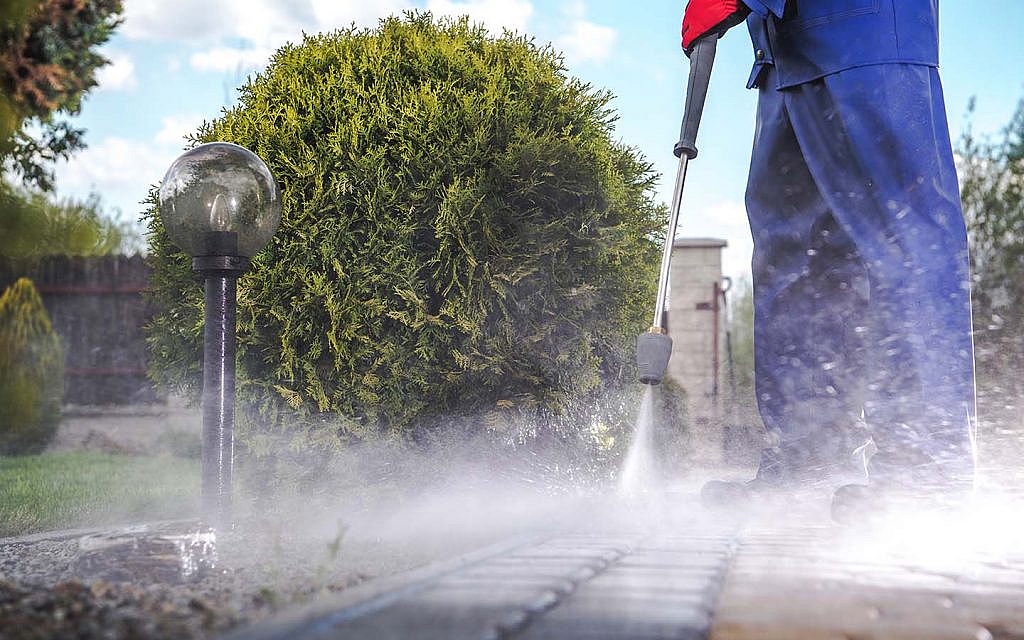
[159,142,282,530]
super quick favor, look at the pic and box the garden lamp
[159,142,281,529]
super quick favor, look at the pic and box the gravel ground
[0,479,596,640]
[0,522,377,640]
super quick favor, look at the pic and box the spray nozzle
[636,329,673,385]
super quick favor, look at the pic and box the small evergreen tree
[145,13,663,455]
[0,277,63,455]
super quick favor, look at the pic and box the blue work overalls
[740,0,976,483]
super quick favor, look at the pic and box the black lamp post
[159,142,281,529]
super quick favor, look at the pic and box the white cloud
[55,137,171,193]
[697,200,753,279]
[122,1,411,74]
[155,114,207,146]
[53,137,181,221]
[120,0,530,75]
[121,0,235,43]
[221,0,317,47]
[122,0,410,45]
[425,0,533,32]
[554,1,616,65]
[159,0,531,75]
[556,19,616,64]
[561,0,586,20]
[311,0,410,29]
[95,51,137,90]
[190,46,276,73]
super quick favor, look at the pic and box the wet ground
[0,479,597,639]
[226,490,1024,640]
[3,481,1024,640]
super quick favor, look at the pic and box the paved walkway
[228,497,1024,640]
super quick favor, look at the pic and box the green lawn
[0,452,200,537]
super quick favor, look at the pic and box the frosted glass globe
[159,142,281,257]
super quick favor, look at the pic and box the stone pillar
[666,238,727,464]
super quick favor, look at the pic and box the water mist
[618,386,657,495]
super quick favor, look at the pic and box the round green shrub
[0,277,63,455]
[144,13,663,452]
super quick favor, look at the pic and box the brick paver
[231,505,1024,640]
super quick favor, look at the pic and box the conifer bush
[144,13,663,452]
[0,277,63,455]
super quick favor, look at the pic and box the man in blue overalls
[684,0,978,512]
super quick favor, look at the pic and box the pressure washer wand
[637,36,718,385]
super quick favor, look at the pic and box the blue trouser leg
[746,64,977,482]
[746,68,872,470]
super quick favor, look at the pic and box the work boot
[700,448,796,508]
[830,451,973,525]
[702,441,867,509]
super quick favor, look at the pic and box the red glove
[681,0,750,53]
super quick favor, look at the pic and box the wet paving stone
[232,530,734,640]
[230,509,1024,640]
[515,602,711,640]
[711,521,1024,640]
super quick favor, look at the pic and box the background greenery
[0,184,139,257]
[959,95,1024,471]
[961,97,1024,369]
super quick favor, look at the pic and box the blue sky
[54,0,1024,280]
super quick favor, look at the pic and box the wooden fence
[0,255,161,405]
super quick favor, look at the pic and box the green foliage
[959,96,1024,368]
[0,180,136,257]
[145,13,663,454]
[726,276,755,393]
[959,95,1024,453]
[0,0,123,190]
[0,277,63,455]
[722,276,764,460]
